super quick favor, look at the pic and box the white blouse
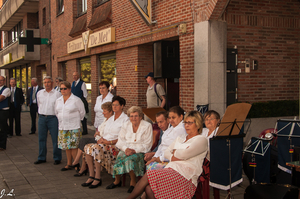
[93,92,114,128]
[100,112,129,141]
[202,127,219,161]
[164,134,208,187]
[116,120,153,153]
[55,94,86,130]
[154,121,187,162]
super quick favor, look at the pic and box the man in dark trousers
[9,78,24,137]
[71,71,88,135]
[0,76,11,151]
[27,78,43,135]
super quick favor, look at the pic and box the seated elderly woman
[126,110,208,199]
[106,106,153,193]
[81,96,128,188]
[72,101,113,176]
[197,110,221,199]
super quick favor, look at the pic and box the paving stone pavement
[0,112,249,199]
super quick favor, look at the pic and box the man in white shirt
[0,76,11,151]
[144,111,169,162]
[34,76,62,165]
[71,72,88,135]
[27,78,43,135]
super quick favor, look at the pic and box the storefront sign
[3,53,12,65]
[67,38,84,54]
[88,27,115,48]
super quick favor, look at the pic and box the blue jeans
[38,115,62,161]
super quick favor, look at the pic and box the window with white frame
[57,0,64,15]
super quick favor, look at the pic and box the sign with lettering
[82,30,92,54]
[67,37,84,54]
[3,53,12,65]
[131,0,152,24]
[88,27,115,48]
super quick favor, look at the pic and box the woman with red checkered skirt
[127,110,208,199]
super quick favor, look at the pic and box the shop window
[78,0,87,16]
[100,55,116,95]
[79,57,91,123]
[57,0,64,15]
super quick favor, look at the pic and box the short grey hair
[31,77,38,83]
[10,77,16,81]
[55,77,63,82]
[43,76,53,82]
[127,106,143,118]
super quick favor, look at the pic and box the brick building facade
[0,0,299,122]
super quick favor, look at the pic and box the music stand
[276,119,300,176]
[244,137,271,184]
[142,107,165,123]
[210,103,251,199]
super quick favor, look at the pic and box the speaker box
[244,184,299,199]
[153,40,180,78]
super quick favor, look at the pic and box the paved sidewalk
[0,112,248,199]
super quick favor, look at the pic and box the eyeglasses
[60,88,68,90]
[205,118,216,122]
[183,121,195,125]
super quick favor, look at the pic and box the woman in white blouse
[81,96,128,188]
[94,81,114,128]
[127,110,208,199]
[106,106,153,193]
[199,110,221,199]
[54,81,86,171]
[146,106,187,170]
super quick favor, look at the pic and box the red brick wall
[226,0,300,103]
[39,0,51,76]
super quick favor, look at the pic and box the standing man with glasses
[34,76,62,165]
[0,76,11,151]
[9,78,24,137]
[27,78,43,135]
[71,72,88,135]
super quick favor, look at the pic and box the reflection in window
[57,0,64,15]
[16,68,20,87]
[78,0,87,15]
[101,58,116,85]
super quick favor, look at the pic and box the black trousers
[30,104,38,133]
[81,117,88,134]
[0,109,9,149]
[9,104,21,135]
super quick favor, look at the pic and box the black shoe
[16,134,22,136]
[7,135,12,138]
[54,160,61,165]
[106,181,122,189]
[127,186,134,193]
[29,132,35,135]
[89,178,102,188]
[70,163,80,172]
[34,160,46,164]
[61,165,73,171]
[82,132,88,135]
[74,169,88,177]
[82,177,95,187]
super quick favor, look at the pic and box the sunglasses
[60,88,68,90]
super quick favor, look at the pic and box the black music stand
[210,103,251,199]
[244,137,271,184]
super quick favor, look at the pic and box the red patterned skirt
[147,168,196,199]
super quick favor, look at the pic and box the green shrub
[247,100,299,118]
